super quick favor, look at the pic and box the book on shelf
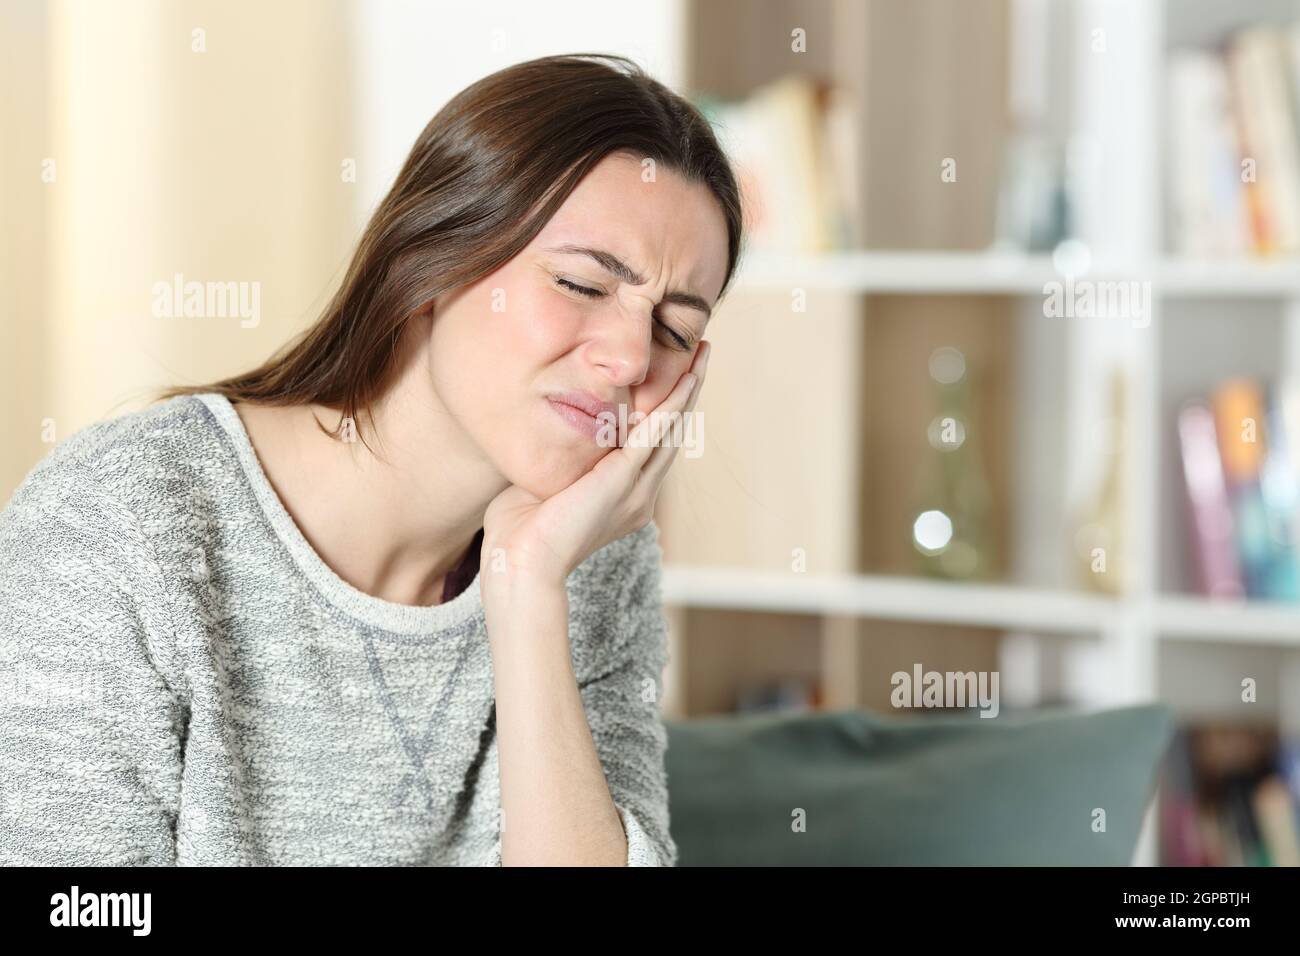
[1176,377,1300,601]
[1178,399,1245,598]
[1167,50,1251,257]
[1166,22,1300,258]
[1159,722,1300,866]
[694,74,861,255]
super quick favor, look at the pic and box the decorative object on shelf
[991,123,1071,253]
[734,677,821,714]
[1072,368,1127,594]
[910,346,998,581]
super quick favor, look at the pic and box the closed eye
[556,277,603,299]
[554,276,694,351]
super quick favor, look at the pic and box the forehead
[533,152,729,305]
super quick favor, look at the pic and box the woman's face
[426,150,730,499]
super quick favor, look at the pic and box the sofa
[664,703,1173,866]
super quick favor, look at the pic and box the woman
[0,53,743,866]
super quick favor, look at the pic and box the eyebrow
[545,243,713,319]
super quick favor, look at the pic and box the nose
[586,300,652,388]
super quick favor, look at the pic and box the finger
[621,373,695,473]
[639,350,706,489]
[618,342,708,470]
[642,340,709,470]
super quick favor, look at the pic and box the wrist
[482,576,570,662]
[479,535,572,592]
[481,569,567,617]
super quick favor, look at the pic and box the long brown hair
[156,53,745,455]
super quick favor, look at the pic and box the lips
[546,390,619,421]
[545,390,620,442]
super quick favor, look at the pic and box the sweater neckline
[193,391,484,636]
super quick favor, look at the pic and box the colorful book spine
[1227,28,1300,255]
[1161,726,1300,866]
[1259,386,1300,599]
[1177,400,1244,598]
[1212,380,1276,599]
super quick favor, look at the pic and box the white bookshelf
[734,250,1300,297]
[664,566,1300,646]
[663,566,1121,633]
[1156,594,1300,644]
[663,0,1300,867]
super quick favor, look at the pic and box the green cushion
[665,704,1173,865]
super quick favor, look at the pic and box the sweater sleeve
[576,522,677,866]
[479,523,678,867]
[0,463,185,865]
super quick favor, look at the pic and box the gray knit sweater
[0,392,676,866]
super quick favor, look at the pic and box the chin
[503,440,611,500]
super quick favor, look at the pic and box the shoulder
[0,393,232,618]
[3,393,227,530]
[0,397,221,694]
[11,393,219,500]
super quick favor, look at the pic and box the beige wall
[2,0,357,503]
[0,1,51,500]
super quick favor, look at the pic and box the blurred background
[5,0,1300,866]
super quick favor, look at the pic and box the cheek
[429,285,585,463]
[436,284,565,396]
[633,351,693,416]
[514,290,580,357]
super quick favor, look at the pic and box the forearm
[485,581,629,866]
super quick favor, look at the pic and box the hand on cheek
[480,339,711,600]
